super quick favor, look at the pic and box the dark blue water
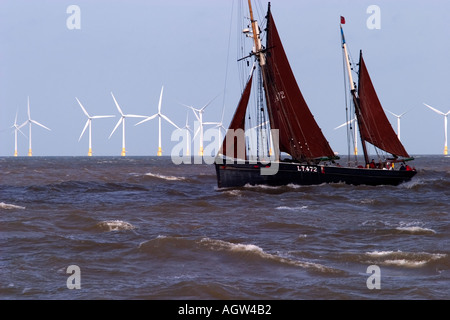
[0,155,449,299]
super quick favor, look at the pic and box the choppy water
[0,155,449,300]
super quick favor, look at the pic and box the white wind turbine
[180,111,193,156]
[11,111,27,157]
[76,97,115,156]
[424,103,450,155]
[21,97,51,156]
[109,92,146,156]
[335,118,358,156]
[135,86,180,156]
[183,95,219,156]
[387,109,410,141]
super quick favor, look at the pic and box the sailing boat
[214,1,417,188]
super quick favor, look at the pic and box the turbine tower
[135,86,180,156]
[21,97,51,156]
[109,92,146,156]
[424,103,450,155]
[11,111,27,157]
[183,95,219,156]
[76,97,115,156]
[387,109,410,141]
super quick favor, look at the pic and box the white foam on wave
[0,202,25,210]
[396,226,436,234]
[199,238,339,273]
[97,220,136,232]
[365,250,446,268]
[276,206,308,211]
[145,172,186,181]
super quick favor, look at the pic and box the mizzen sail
[357,52,410,158]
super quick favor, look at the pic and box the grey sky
[1,0,449,157]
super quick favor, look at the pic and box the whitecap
[276,206,308,211]
[199,238,340,274]
[396,226,436,234]
[0,202,26,210]
[97,220,136,232]
[145,172,186,181]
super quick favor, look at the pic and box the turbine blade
[158,86,164,114]
[424,103,445,116]
[111,92,124,116]
[135,114,157,126]
[76,97,90,118]
[201,94,220,111]
[109,118,123,139]
[31,120,51,131]
[79,120,90,141]
[387,110,399,117]
[27,97,31,119]
[125,114,147,118]
[91,115,115,119]
[334,118,355,130]
[18,127,28,139]
[161,114,180,129]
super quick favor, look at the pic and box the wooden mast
[248,0,265,66]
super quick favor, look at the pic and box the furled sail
[262,9,335,162]
[357,52,410,158]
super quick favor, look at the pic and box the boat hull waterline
[215,162,417,188]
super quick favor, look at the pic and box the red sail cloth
[357,53,410,158]
[263,11,335,161]
[219,73,253,159]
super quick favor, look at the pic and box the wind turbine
[183,95,219,156]
[76,97,115,156]
[21,97,51,156]
[387,109,410,141]
[335,118,358,156]
[11,111,27,157]
[109,92,146,156]
[424,103,450,155]
[135,86,180,156]
[181,111,193,156]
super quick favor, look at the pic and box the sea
[0,155,448,301]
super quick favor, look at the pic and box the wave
[96,220,136,232]
[138,236,342,274]
[395,226,436,235]
[144,172,186,181]
[364,250,446,268]
[0,202,25,210]
[199,238,342,274]
[276,206,308,211]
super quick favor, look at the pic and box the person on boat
[399,163,406,171]
[369,159,376,169]
[405,164,413,171]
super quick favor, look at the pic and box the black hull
[215,162,417,188]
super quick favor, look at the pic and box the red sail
[263,11,335,161]
[357,53,410,158]
[219,73,253,159]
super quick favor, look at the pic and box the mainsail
[357,51,410,158]
[262,9,336,161]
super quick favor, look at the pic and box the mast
[340,23,370,165]
[248,0,265,66]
